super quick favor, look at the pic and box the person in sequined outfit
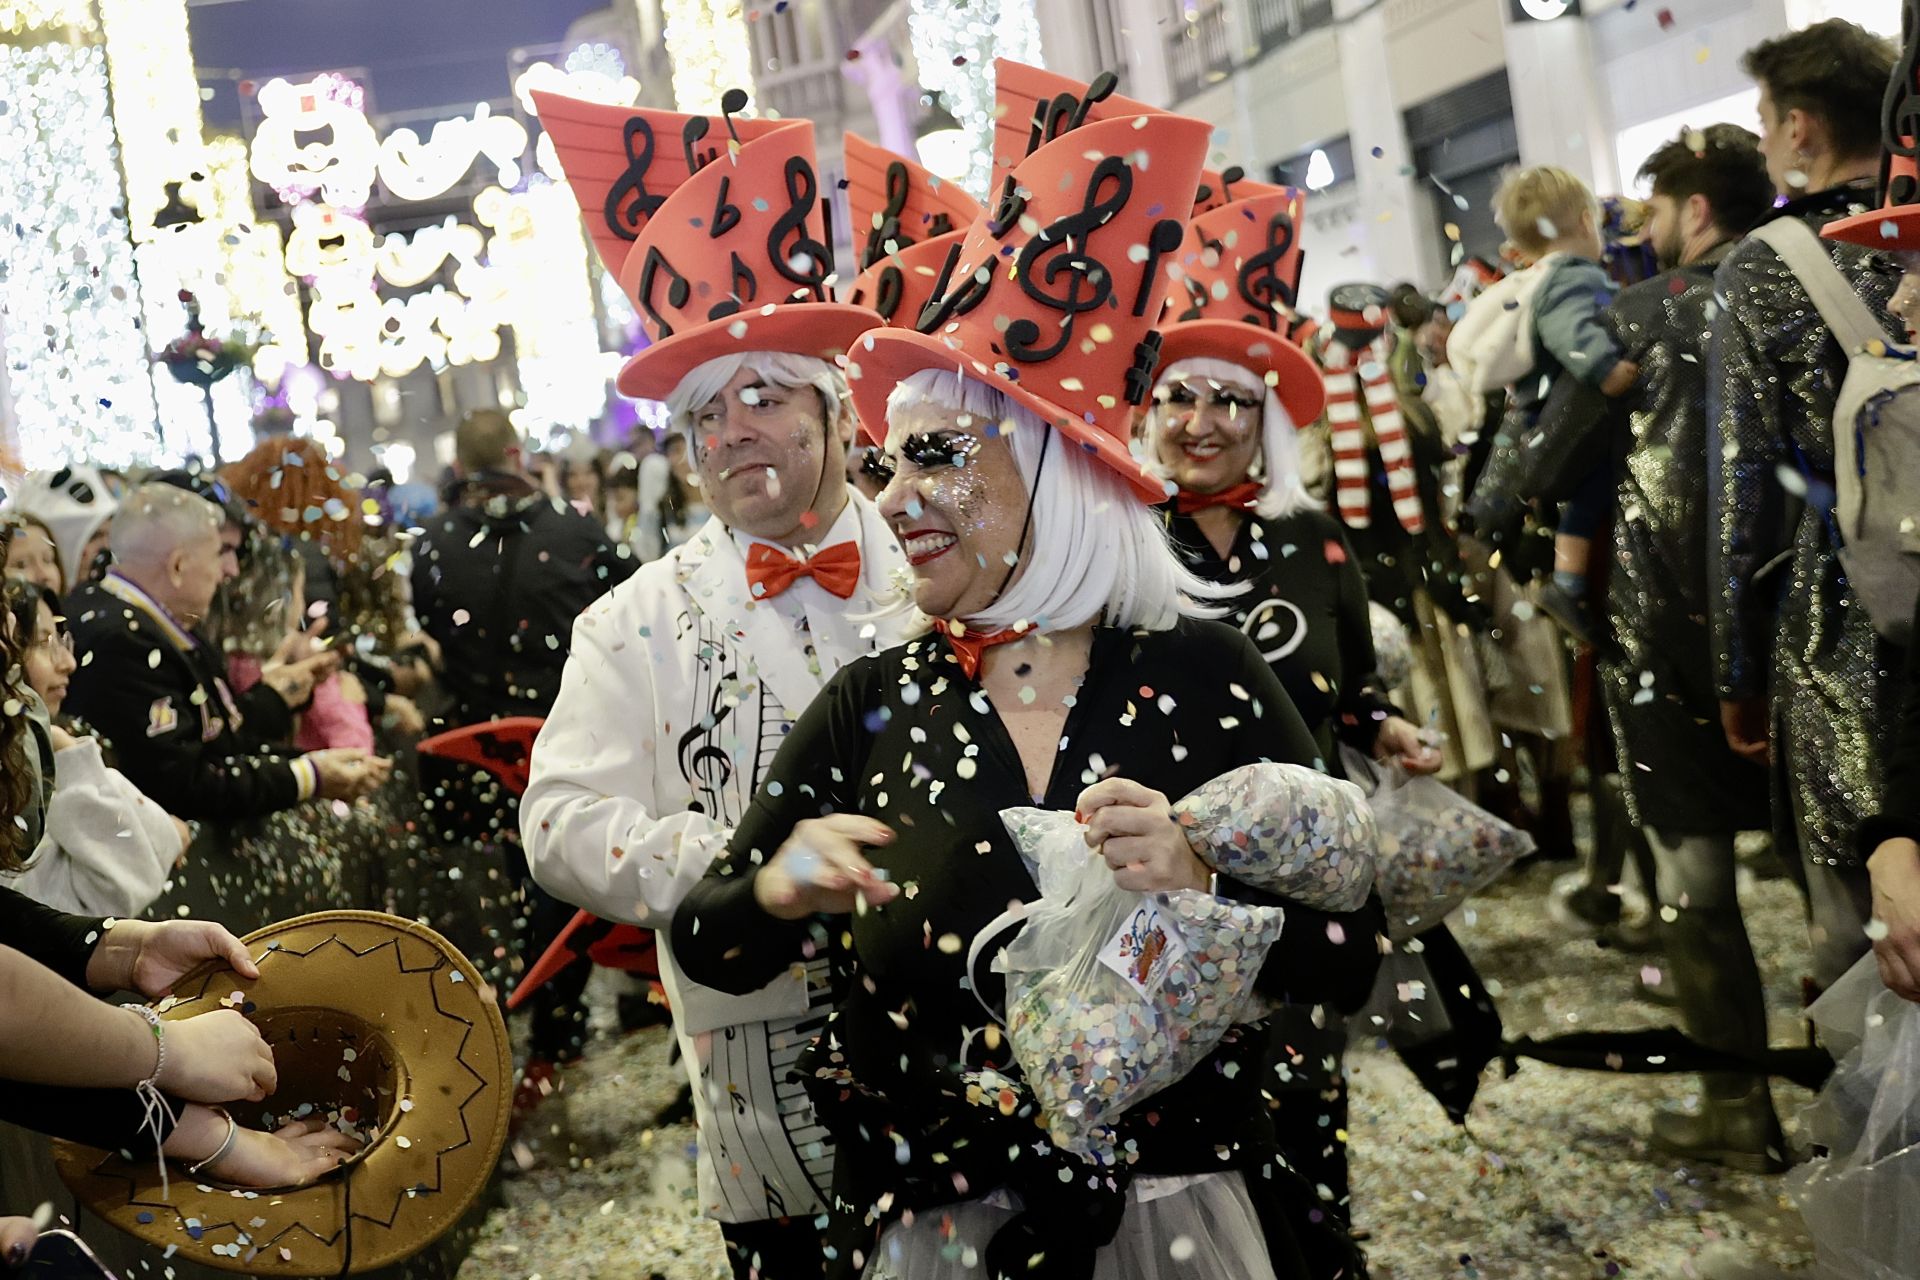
[1596,126,1784,1169]
[1710,21,1905,992]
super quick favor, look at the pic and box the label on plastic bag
[1098,902,1187,996]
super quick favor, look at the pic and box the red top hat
[841,133,984,328]
[989,60,1257,217]
[847,107,1212,504]
[1157,187,1325,426]
[533,90,881,402]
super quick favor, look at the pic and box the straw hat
[56,911,511,1276]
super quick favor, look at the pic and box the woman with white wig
[1147,190,1442,778]
[675,95,1381,1280]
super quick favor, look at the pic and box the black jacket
[410,480,636,727]
[63,576,310,822]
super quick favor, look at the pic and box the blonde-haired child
[1491,164,1640,641]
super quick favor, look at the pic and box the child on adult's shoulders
[1492,165,1641,642]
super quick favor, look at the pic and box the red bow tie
[931,618,1034,680]
[745,541,862,600]
[1174,482,1263,515]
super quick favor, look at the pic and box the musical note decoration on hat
[847,63,1213,504]
[534,87,883,402]
[1158,182,1326,430]
[988,60,1260,218]
[841,133,984,328]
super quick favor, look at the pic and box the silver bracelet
[186,1110,239,1176]
[131,1005,165,1089]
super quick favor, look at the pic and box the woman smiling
[674,96,1380,1280]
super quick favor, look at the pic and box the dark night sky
[188,0,611,126]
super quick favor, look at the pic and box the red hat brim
[849,326,1169,504]
[616,303,883,402]
[1155,319,1327,427]
[1822,206,1920,251]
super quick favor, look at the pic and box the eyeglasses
[29,631,74,657]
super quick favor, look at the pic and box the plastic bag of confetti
[1787,956,1920,1280]
[977,807,1284,1163]
[1169,762,1377,915]
[1339,747,1532,940]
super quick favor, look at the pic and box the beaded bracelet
[130,1004,165,1089]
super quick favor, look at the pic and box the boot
[1651,1078,1786,1174]
[1648,905,1788,1173]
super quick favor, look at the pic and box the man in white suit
[523,91,908,1279]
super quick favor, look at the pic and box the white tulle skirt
[860,1172,1277,1280]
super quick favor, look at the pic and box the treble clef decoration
[1883,4,1920,204]
[861,160,914,270]
[1236,208,1298,330]
[635,245,690,339]
[677,678,740,817]
[603,117,664,242]
[767,156,832,300]
[1004,154,1132,362]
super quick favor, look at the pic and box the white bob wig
[663,351,853,443]
[885,368,1229,633]
[1142,356,1317,521]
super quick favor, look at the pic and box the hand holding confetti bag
[1169,762,1378,914]
[1787,956,1920,1280]
[974,807,1284,1163]
[1337,746,1532,939]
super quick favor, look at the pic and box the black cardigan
[673,621,1381,1277]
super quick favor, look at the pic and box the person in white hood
[5,465,117,591]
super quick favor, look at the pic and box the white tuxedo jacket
[524,493,912,1223]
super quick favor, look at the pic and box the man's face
[688,366,848,543]
[173,527,226,622]
[218,523,243,584]
[1646,192,1685,271]
[1755,87,1800,197]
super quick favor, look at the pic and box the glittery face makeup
[689,366,844,542]
[1150,375,1263,495]
[876,401,1028,619]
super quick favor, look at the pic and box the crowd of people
[1,15,1918,1280]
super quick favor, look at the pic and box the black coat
[64,576,308,822]
[1596,251,1771,834]
[409,484,636,728]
